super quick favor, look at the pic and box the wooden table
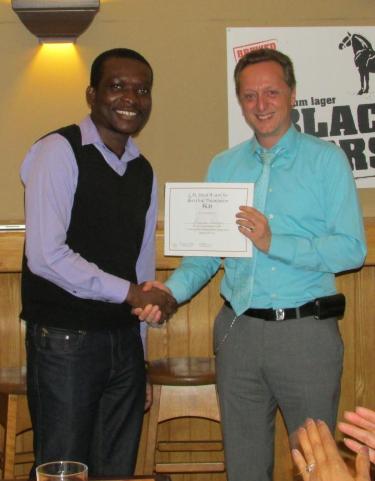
[95,477,170,481]
[6,477,171,481]
[102,478,170,481]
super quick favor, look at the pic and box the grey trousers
[214,303,343,481]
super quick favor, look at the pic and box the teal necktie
[254,151,274,211]
[230,149,277,315]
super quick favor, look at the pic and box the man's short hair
[234,48,296,95]
[90,48,153,88]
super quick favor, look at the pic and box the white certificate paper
[164,182,254,257]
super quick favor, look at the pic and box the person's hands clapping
[292,418,370,481]
[338,406,375,464]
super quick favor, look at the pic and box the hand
[126,282,177,322]
[236,205,271,252]
[144,380,152,412]
[132,281,173,325]
[291,418,370,481]
[338,407,375,464]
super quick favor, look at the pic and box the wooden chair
[0,366,33,479]
[143,357,225,475]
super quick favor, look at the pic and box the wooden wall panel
[336,272,358,420]
[1,222,375,481]
[0,273,25,368]
[353,267,375,409]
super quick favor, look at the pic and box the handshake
[126,281,177,325]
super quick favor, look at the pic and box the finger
[303,419,327,466]
[132,307,142,316]
[339,420,364,437]
[343,411,375,432]
[297,426,316,467]
[236,207,264,223]
[289,428,300,451]
[315,420,343,463]
[355,407,375,427]
[291,449,310,481]
[237,204,267,219]
[236,213,262,227]
[158,309,169,323]
[238,205,262,215]
[145,306,163,325]
[305,417,347,480]
[339,422,375,449]
[142,281,155,292]
[343,437,375,463]
[343,437,365,454]
[142,280,172,295]
[152,281,172,294]
[354,446,371,481]
[237,225,256,241]
[236,218,254,229]
[237,205,255,214]
[236,212,254,223]
[135,304,153,321]
[236,212,256,227]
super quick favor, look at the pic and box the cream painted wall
[1,0,375,222]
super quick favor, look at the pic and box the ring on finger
[305,462,316,473]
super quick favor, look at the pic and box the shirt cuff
[165,279,187,304]
[99,275,130,303]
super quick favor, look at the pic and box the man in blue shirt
[136,48,366,481]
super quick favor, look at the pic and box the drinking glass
[36,461,88,481]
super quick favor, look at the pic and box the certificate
[164,182,254,257]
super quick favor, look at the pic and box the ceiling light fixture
[11,0,100,44]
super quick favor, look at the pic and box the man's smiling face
[86,56,152,147]
[237,60,296,149]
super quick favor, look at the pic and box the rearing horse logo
[339,32,375,95]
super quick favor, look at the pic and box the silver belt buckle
[275,309,285,321]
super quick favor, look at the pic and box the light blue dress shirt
[166,125,367,316]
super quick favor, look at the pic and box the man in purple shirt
[20,48,176,476]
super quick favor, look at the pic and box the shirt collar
[79,115,140,162]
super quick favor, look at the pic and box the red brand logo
[233,39,277,62]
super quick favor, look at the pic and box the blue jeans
[26,322,146,477]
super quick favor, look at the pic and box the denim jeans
[26,322,146,477]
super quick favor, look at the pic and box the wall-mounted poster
[227,27,375,188]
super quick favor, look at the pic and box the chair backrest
[141,266,225,477]
[0,231,26,370]
[0,366,33,479]
[0,232,32,479]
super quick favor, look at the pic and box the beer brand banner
[227,27,375,188]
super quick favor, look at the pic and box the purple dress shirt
[20,115,157,346]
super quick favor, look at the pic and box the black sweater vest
[21,124,153,330]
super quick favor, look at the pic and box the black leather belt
[224,300,316,321]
